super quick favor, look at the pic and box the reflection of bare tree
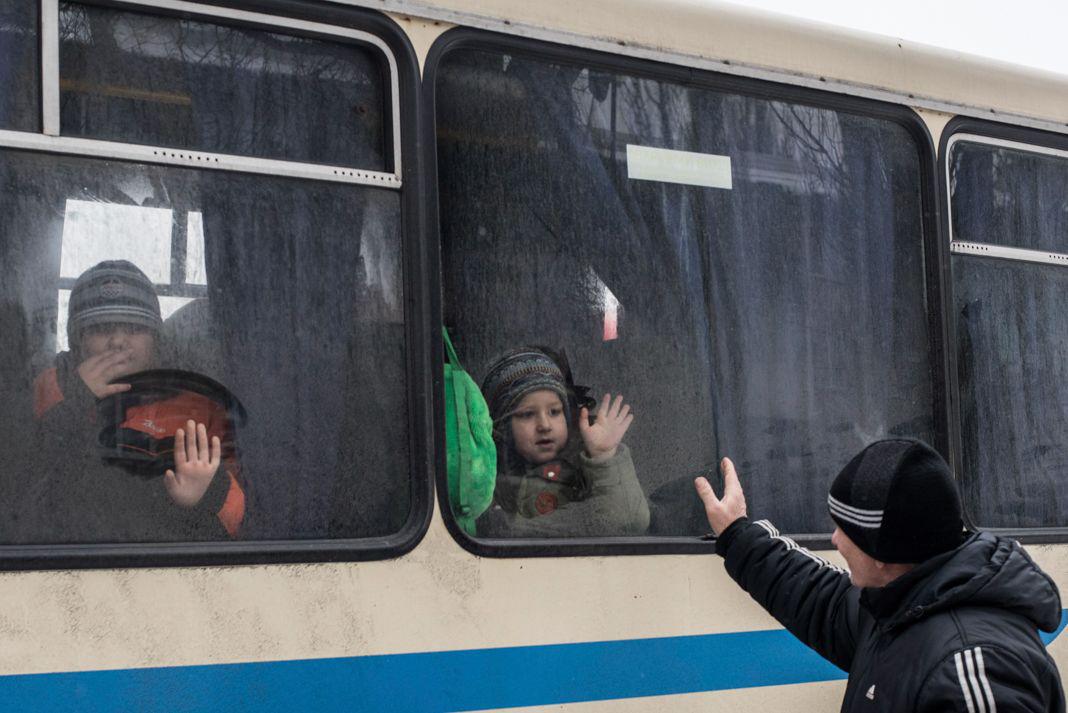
[563,63,850,197]
[58,4,382,162]
[768,102,848,192]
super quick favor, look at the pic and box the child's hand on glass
[579,393,634,462]
[164,420,221,507]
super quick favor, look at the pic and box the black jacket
[717,518,1065,712]
[15,352,231,543]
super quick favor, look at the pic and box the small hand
[694,457,748,536]
[164,420,221,508]
[579,393,634,461]
[77,350,133,398]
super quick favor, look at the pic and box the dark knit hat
[68,260,162,345]
[828,438,965,564]
[480,347,570,425]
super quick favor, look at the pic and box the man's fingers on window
[720,457,743,493]
[694,476,719,504]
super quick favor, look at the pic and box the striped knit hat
[480,347,570,425]
[828,439,964,564]
[67,260,162,345]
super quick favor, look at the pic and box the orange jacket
[33,366,245,537]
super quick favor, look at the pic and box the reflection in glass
[951,140,1068,527]
[0,0,38,132]
[437,49,933,537]
[0,149,407,544]
[186,212,208,286]
[954,252,1068,527]
[58,2,387,169]
[60,200,173,281]
[952,142,1068,254]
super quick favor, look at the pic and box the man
[695,438,1065,712]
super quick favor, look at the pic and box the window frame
[0,0,433,570]
[940,115,1068,544]
[25,0,402,184]
[425,28,949,558]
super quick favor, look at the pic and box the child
[476,347,649,537]
[25,260,244,543]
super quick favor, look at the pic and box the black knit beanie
[828,439,965,564]
[67,260,162,347]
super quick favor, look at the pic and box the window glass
[436,49,934,539]
[950,140,1068,528]
[58,2,387,169]
[951,141,1068,253]
[0,149,407,544]
[0,0,38,132]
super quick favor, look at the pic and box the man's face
[79,323,156,376]
[831,526,885,588]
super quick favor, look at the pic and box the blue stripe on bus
[3,612,1065,713]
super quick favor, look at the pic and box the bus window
[435,44,936,541]
[0,3,410,552]
[0,150,407,545]
[949,136,1068,528]
[58,2,387,169]
[0,0,38,132]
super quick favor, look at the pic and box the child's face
[79,323,156,376]
[510,389,568,465]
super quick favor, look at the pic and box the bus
[0,0,1066,709]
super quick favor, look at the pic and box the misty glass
[951,141,1068,253]
[58,2,387,169]
[436,48,935,539]
[0,0,39,132]
[951,140,1068,528]
[0,148,407,544]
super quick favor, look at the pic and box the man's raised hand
[694,457,748,536]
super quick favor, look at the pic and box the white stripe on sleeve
[955,651,977,713]
[752,519,846,574]
[964,648,989,713]
[974,647,998,713]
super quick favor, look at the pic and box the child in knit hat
[26,260,244,542]
[476,347,649,537]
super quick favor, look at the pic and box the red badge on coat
[540,463,560,481]
[534,491,558,515]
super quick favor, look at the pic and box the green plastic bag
[443,327,497,535]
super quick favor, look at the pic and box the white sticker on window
[626,145,732,190]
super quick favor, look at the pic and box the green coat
[477,443,649,537]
